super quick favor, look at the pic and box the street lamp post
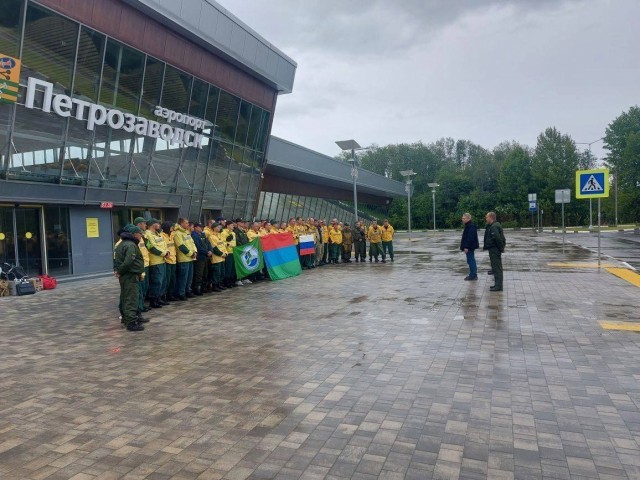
[427,182,439,231]
[336,140,363,225]
[400,170,416,240]
[576,138,604,228]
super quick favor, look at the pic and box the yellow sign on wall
[86,218,100,238]
[0,53,21,104]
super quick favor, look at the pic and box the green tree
[619,132,640,221]
[532,128,582,226]
[604,106,640,223]
[497,144,533,225]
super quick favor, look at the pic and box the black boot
[126,322,144,331]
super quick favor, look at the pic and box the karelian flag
[298,234,315,255]
[260,232,302,281]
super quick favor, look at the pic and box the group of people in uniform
[113,216,396,331]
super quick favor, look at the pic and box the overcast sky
[219,0,639,161]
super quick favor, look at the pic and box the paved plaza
[2,230,640,480]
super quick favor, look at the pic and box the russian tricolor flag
[260,232,302,280]
[298,234,316,255]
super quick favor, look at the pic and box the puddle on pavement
[350,295,368,304]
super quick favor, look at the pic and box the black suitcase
[14,280,36,296]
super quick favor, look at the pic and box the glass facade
[0,1,271,220]
[256,192,388,224]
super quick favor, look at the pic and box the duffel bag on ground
[38,275,57,290]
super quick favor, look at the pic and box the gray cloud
[219,0,638,163]
[226,0,580,57]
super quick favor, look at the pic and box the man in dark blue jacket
[191,222,212,296]
[460,213,480,281]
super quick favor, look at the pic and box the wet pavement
[1,230,640,479]
[548,229,640,270]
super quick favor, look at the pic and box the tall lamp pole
[336,140,364,225]
[576,138,604,228]
[427,182,439,231]
[400,170,416,240]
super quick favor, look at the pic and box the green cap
[148,218,161,226]
[125,224,142,234]
[133,217,147,225]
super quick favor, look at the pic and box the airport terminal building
[0,0,296,277]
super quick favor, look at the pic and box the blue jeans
[466,250,477,278]
[174,261,193,297]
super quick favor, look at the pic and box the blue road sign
[529,201,537,212]
[576,169,609,198]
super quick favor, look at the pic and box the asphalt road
[556,229,640,270]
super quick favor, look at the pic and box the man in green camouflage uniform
[483,211,506,292]
[114,225,146,331]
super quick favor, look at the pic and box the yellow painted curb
[548,262,616,268]
[605,267,640,288]
[599,321,640,332]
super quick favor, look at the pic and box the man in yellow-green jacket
[328,220,343,264]
[208,222,227,292]
[145,218,169,308]
[161,221,177,302]
[133,217,150,312]
[381,219,395,263]
[368,220,383,263]
[173,217,196,300]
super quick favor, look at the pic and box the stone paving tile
[1,231,640,479]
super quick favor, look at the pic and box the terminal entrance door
[0,206,43,276]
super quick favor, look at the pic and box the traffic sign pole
[598,198,601,268]
[562,201,565,254]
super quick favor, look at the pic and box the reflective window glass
[189,78,208,120]
[246,105,262,151]
[216,91,239,143]
[100,39,144,112]
[0,207,15,265]
[204,86,220,136]
[161,65,191,112]
[10,4,78,182]
[21,3,78,93]
[235,100,251,147]
[0,0,22,170]
[0,0,22,56]
[140,56,164,119]
[257,110,270,152]
[87,124,133,188]
[74,27,105,102]
[44,206,72,276]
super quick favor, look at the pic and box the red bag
[38,275,57,290]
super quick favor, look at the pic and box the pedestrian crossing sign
[575,168,609,199]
